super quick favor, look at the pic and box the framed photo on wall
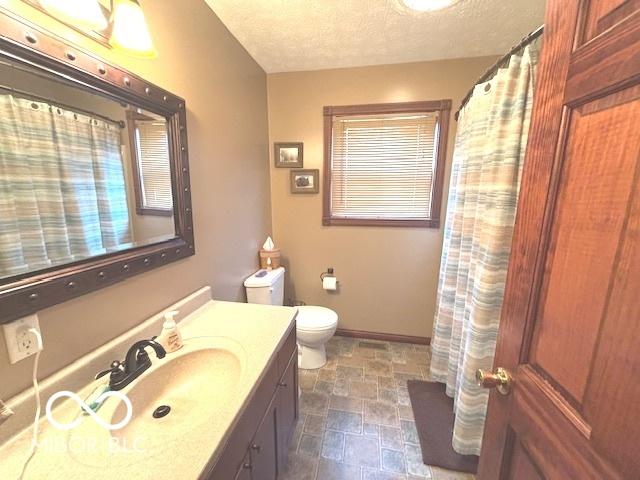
[274,142,303,168]
[291,169,319,194]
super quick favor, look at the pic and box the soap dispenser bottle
[157,310,183,353]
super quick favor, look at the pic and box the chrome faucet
[96,339,166,391]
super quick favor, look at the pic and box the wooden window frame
[322,100,451,228]
[126,110,173,217]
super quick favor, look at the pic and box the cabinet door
[234,452,252,480]
[276,349,299,472]
[250,396,278,480]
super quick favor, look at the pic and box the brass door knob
[476,367,513,395]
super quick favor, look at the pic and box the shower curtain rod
[455,25,544,120]
[0,84,126,128]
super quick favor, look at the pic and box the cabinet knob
[251,444,261,452]
[278,382,287,388]
[243,463,252,470]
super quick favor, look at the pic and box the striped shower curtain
[0,95,132,278]
[429,38,541,456]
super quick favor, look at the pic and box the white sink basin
[67,337,246,466]
[111,345,242,450]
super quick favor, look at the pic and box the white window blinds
[330,112,439,221]
[134,121,173,211]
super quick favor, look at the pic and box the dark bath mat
[406,380,479,474]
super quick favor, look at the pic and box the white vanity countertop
[0,299,297,480]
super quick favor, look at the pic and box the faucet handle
[95,360,123,380]
[136,349,150,364]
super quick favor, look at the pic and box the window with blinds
[323,101,450,227]
[132,120,173,215]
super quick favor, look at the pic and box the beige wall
[267,57,496,338]
[0,0,271,399]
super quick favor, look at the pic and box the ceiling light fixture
[109,0,157,59]
[39,0,108,31]
[401,0,461,12]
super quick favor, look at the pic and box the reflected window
[127,110,173,216]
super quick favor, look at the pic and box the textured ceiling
[204,0,546,73]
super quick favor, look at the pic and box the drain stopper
[152,405,171,419]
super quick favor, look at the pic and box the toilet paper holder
[320,268,338,291]
[320,268,335,282]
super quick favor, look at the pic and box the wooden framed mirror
[0,8,194,323]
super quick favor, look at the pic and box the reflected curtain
[0,95,131,277]
[429,38,542,456]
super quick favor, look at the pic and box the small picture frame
[274,142,303,168]
[290,169,319,194]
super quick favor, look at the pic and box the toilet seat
[296,306,338,332]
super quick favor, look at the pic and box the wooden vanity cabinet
[234,453,252,480]
[276,351,298,470]
[249,396,278,480]
[202,324,298,480]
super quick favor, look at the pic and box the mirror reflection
[0,57,176,280]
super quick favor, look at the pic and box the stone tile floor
[281,336,475,480]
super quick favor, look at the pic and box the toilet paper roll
[322,276,337,291]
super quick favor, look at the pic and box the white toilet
[244,267,338,369]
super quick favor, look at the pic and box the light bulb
[109,0,157,59]
[401,0,460,12]
[39,0,108,31]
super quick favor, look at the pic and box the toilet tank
[244,267,285,305]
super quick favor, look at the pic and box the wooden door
[478,1,640,479]
[250,397,278,480]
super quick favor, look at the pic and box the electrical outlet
[2,314,43,364]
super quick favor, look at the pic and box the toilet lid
[296,306,338,331]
